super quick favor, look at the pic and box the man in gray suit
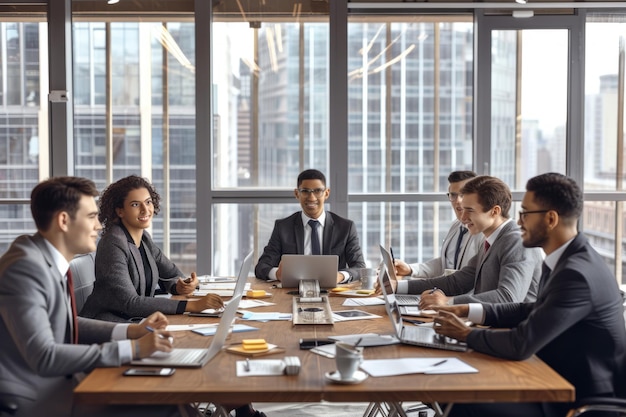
[394,171,484,277]
[0,177,188,417]
[255,169,366,283]
[392,175,542,307]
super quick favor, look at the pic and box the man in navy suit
[255,169,366,283]
[432,173,626,417]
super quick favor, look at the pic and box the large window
[2,3,626,284]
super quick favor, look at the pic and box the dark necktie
[484,240,490,252]
[453,226,468,269]
[66,269,79,344]
[308,219,321,255]
[538,262,551,294]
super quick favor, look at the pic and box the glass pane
[73,21,196,267]
[490,29,568,189]
[349,202,457,269]
[348,19,474,194]
[213,203,301,276]
[212,21,330,189]
[0,22,47,251]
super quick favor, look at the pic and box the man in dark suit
[392,176,543,306]
[255,169,366,283]
[432,173,626,417]
[0,177,191,417]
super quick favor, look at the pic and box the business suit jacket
[81,223,185,322]
[255,211,366,281]
[408,219,484,277]
[0,234,121,417]
[467,233,626,415]
[406,220,542,303]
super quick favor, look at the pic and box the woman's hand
[176,272,199,295]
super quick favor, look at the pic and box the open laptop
[379,245,421,306]
[378,265,467,352]
[280,254,338,289]
[131,251,253,367]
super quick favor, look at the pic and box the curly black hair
[98,175,161,233]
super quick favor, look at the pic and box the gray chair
[69,252,96,314]
[566,398,626,416]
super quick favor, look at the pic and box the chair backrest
[69,252,96,314]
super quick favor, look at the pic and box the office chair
[566,397,626,417]
[69,252,96,313]
[0,396,18,416]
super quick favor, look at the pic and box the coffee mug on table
[359,268,377,290]
[335,342,364,380]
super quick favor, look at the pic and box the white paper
[239,299,276,309]
[310,343,336,358]
[342,297,385,306]
[238,311,292,321]
[165,323,217,332]
[360,357,478,377]
[331,310,382,321]
[236,359,285,376]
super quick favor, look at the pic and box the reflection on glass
[347,20,474,194]
[491,29,567,189]
[212,22,330,189]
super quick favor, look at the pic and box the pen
[245,358,251,372]
[431,359,447,367]
[429,287,439,295]
[354,337,363,347]
[145,326,174,344]
[390,247,396,264]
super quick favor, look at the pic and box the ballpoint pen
[244,358,251,372]
[145,326,174,344]
[390,247,396,265]
[431,359,447,367]
[429,287,439,294]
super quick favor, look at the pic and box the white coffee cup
[359,268,378,290]
[335,342,364,380]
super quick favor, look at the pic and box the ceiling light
[107,0,120,4]
[515,0,527,4]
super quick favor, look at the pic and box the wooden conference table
[74,279,574,414]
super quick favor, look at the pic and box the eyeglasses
[298,188,326,197]
[446,192,461,201]
[518,210,550,221]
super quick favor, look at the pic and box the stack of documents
[194,282,251,297]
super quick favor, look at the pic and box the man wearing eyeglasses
[255,169,366,283]
[430,173,626,417]
[391,175,543,307]
[394,171,484,278]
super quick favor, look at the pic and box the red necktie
[66,269,79,344]
[484,241,491,252]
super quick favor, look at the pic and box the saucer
[324,370,368,385]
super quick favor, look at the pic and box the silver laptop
[378,265,467,352]
[131,251,253,368]
[379,245,421,306]
[280,254,338,288]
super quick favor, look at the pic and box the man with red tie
[0,177,188,417]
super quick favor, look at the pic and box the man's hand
[186,293,224,313]
[175,272,199,295]
[132,329,175,359]
[419,288,450,309]
[276,261,283,281]
[432,310,472,342]
[431,304,470,317]
[374,276,397,295]
[394,259,412,277]
[127,311,169,339]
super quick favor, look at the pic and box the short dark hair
[98,175,161,232]
[448,170,477,184]
[461,175,512,218]
[297,169,326,188]
[526,173,583,222]
[30,176,99,232]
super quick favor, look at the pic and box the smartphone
[123,368,175,377]
[299,338,334,350]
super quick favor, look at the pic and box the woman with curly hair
[80,175,224,322]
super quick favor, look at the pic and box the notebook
[378,265,467,352]
[130,251,253,367]
[379,245,421,306]
[280,254,339,289]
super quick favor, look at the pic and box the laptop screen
[378,266,403,338]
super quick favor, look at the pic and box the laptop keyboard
[168,349,207,364]
[395,294,421,305]
[402,326,467,352]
